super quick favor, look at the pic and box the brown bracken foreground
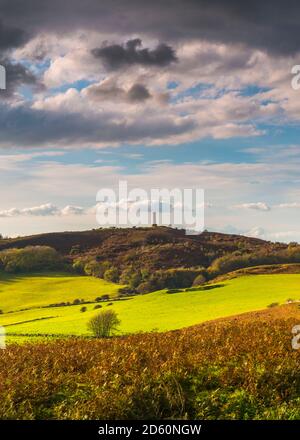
[0,304,299,420]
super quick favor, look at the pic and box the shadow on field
[166,284,225,294]
[0,272,80,285]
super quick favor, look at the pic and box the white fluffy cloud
[233,202,271,211]
[60,205,86,216]
[3,33,298,149]
[0,203,87,218]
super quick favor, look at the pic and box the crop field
[1,273,300,341]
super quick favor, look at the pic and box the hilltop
[0,226,287,271]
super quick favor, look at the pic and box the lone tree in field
[88,310,121,338]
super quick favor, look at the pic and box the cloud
[266,230,300,241]
[22,203,59,216]
[274,203,300,209]
[0,203,59,217]
[0,99,195,147]
[2,1,300,55]
[86,81,151,103]
[0,203,86,217]
[0,157,300,240]
[60,205,85,215]
[0,20,28,52]
[91,38,177,70]
[0,57,41,98]
[0,150,65,171]
[233,202,271,211]
[1,1,300,242]
[0,20,41,98]
[0,6,298,148]
[245,226,266,239]
[2,82,278,148]
[127,83,151,102]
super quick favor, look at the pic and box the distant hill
[0,226,287,270]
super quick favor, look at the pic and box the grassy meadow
[0,272,120,312]
[0,304,299,419]
[1,272,300,341]
[0,268,300,420]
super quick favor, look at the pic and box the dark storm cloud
[86,82,151,102]
[0,103,195,147]
[0,58,41,98]
[0,20,38,98]
[92,39,177,70]
[127,84,151,102]
[0,20,28,51]
[1,0,300,55]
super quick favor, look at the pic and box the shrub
[135,268,208,294]
[136,280,159,294]
[144,231,171,244]
[119,267,143,289]
[0,246,63,273]
[148,268,206,291]
[119,267,133,285]
[87,310,121,337]
[84,260,101,277]
[193,274,207,286]
[118,287,136,296]
[268,302,279,308]
[80,306,87,313]
[130,272,143,288]
[104,267,119,283]
[96,294,109,301]
[166,289,183,294]
[72,258,86,274]
[84,260,111,278]
[209,246,300,278]
[94,305,102,309]
[69,245,81,255]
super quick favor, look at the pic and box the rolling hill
[1,272,300,342]
[0,272,120,313]
[1,303,299,419]
[0,226,287,270]
[0,227,299,344]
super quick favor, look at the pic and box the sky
[0,0,300,241]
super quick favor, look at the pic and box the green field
[0,272,121,312]
[1,272,300,341]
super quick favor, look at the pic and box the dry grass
[0,304,299,420]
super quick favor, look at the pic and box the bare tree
[88,309,121,338]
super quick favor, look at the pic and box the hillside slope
[1,303,299,419]
[2,273,300,339]
[0,227,287,270]
[0,272,120,313]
